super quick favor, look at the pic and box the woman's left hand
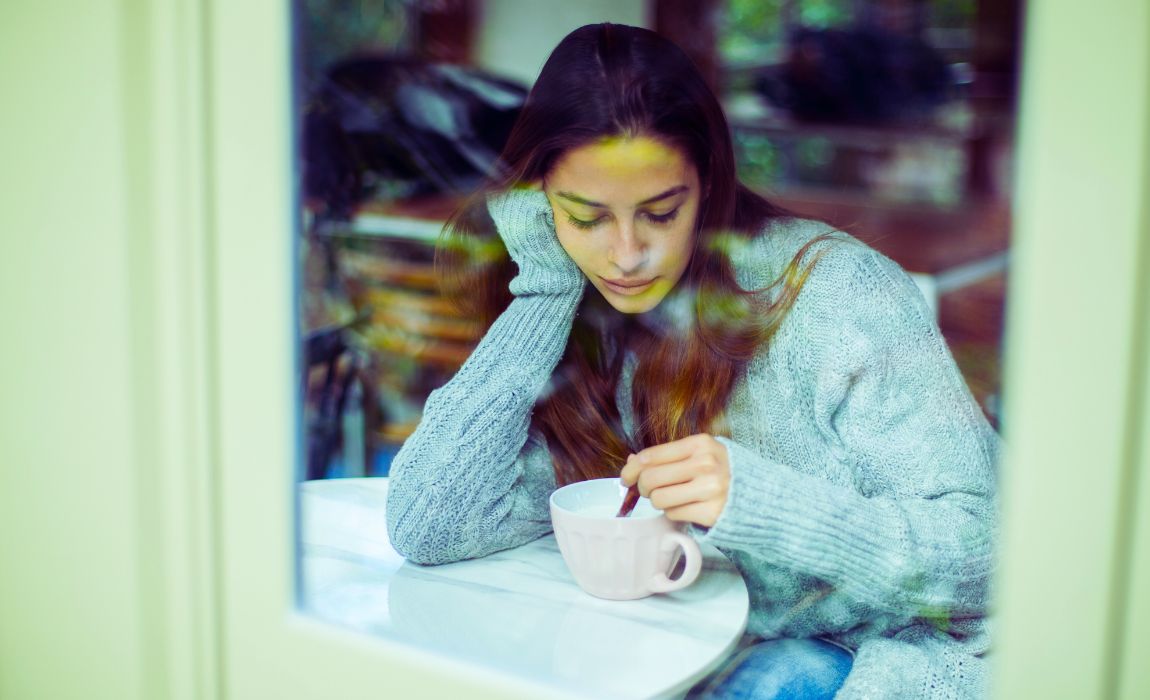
[619,434,730,528]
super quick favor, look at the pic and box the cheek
[660,225,696,271]
[554,228,594,269]
[553,226,577,257]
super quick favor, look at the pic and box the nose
[608,220,647,274]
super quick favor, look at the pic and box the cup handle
[648,531,702,593]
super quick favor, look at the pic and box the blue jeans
[690,638,853,700]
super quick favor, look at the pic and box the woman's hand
[486,186,584,296]
[619,434,731,528]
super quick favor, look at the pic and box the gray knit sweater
[386,190,999,699]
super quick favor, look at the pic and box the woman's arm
[705,243,999,618]
[386,189,584,565]
[623,239,998,620]
[703,243,998,699]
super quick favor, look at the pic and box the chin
[598,290,666,315]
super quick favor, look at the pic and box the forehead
[548,136,697,193]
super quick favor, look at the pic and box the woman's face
[543,135,701,314]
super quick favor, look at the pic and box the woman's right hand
[486,187,584,296]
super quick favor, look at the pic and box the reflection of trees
[297,0,412,84]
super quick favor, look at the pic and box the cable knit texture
[387,191,999,699]
[487,187,584,296]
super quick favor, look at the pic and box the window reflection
[296,1,1016,696]
[299,1,1016,482]
[299,1,527,478]
[717,0,1015,431]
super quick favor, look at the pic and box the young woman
[386,23,998,700]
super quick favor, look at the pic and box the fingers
[619,453,642,486]
[636,460,697,496]
[617,434,731,530]
[620,434,726,489]
[645,477,725,512]
[663,500,722,528]
[635,433,716,467]
[619,449,707,492]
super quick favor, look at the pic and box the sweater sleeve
[386,191,584,565]
[698,242,999,621]
[836,632,990,699]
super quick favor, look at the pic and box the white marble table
[299,477,750,699]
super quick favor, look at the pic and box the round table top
[299,477,749,699]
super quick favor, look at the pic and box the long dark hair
[438,23,825,486]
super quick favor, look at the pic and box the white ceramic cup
[549,478,703,600]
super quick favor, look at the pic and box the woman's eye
[566,214,603,230]
[645,208,680,226]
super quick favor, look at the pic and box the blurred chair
[338,242,481,451]
[301,54,527,219]
[302,321,379,480]
[299,53,518,474]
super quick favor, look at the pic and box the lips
[600,277,656,296]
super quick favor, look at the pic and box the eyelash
[566,209,680,230]
[566,215,601,230]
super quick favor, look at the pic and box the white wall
[0,2,148,697]
[474,0,648,85]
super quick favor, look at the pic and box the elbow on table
[386,477,510,566]
[386,509,466,566]
[385,484,484,565]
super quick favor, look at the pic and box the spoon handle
[616,484,640,517]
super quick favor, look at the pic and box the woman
[386,23,998,700]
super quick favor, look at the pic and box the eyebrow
[555,185,690,208]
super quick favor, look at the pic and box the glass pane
[294,1,1017,697]
[719,0,1012,428]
